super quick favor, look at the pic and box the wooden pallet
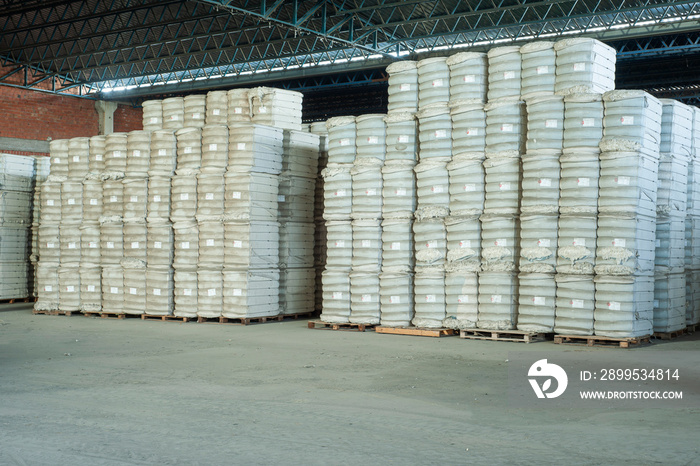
[653,328,688,340]
[459,328,549,343]
[2,297,36,304]
[687,322,700,334]
[141,314,193,323]
[307,320,375,332]
[553,334,651,348]
[83,311,141,320]
[375,326,455,337]
[196,315,280,325]
[32,309,78,316]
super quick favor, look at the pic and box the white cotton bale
[445,215,481,270]
[0,224,29,263]
[196,269,223,318]
[126,130,151,177]
[601,90,662,153]
[653,272,686,333]
[450,102,486,156]
[413,218,446,266]
[57,265,81,311]
[201,125,229,171]
[320,270,351,323]
[82,178,103,222]
[416,105,452,160]
[325,220,352,270]
[173,269,197,317]
[657,153,689,216]
[79,265,101,312]
[59,223,81,265]
[414,159,449,219]
[654,214,686,272]
[142,99,163,131]
[224,172,278,222]
[35,261,59,311]
[146,176,171,222]
[483,156,521,215]
[413,267,446,328]
[49,139,69,177]
[487,46,522,102]
[595,213,656,275]
[102,179,124,218]
[222,268,280,318]
[477,271,518,330]
[554,273,595,335]
[61,181,83,221]
[381,218,414,272]
[67,137,90,180]
[351,219,382,272]
[123,265,147,315]
[526,95,564,152]
[559,152,600,214]
[196,173,225,220]
[517,272,556,332]
[122,222,147,264]
[104,133,128,175]
[0,189,32,224]
[146,222,174,267]
[122,177,148,221]
[355,114,387,162]
[101,265,124,313]
[326,116,357,164]
[554,38,616,95]
[249,87,303,131]
[183,95,206,128]
[279,267,315,315]
[480,215,519,272]
[40,181,61,223]
[594,274,654,338]
[223,221,279,269]
[227,89,251,124]
[145,266,174,315]
[687,159,700,217]
[520,151,560,214]
[170,175,197,221]
[692,106,700,158]
[351,161,383,220]
[205,91,228,125]
[598,150,659,216]
[379,272,414,327]
[381,161,416,219]
[227,123,284,174]
[89,135,106,175]
[485,100,526,156]
[386,61,419,113]
[162,97,185,130]
[557,214,597,274]
[175,127,202,172]
[79,223,101,265]
[38,224,60,263]
[172,220,199,270]
[520,41,556,100]
[279,221,315,269]
[444,271,478,329]
[447,52,488,102]
[278,174,315,222]
[417,57,450,109]
[563,93,604,151]
[322,164,353,220]
[384,112,418,162]
[519,214,558,273]
[149,129,177,177]
[349,271,380,325]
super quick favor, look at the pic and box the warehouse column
[95,100,118,135]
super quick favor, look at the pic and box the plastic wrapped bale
[517,272,556,332]
[57,265,80,312]
[554,38,616,95]
[520,42,556,100]
[526,95,564,153]
[79,223,101,265]
[142,99,163,131]
[563,93,604,152]
[595,213,656,276]
[35,262,59,312]
[519,214,557,273]
[196,172,225,220]
[355,114,387,163]
[223,221,279,269]
[450,102,486,156]
[278,221,314,269]
[384,112,417,162]
[170,175,197,221]
[480,215,519,272]
[227,89,251,124]
[104,133,128,176]
[325,220,352,270]
[38,224,60,263]
[417,57,449,109]
[445,215,481,272]
[147,176,172,222]
[600,90,662,154]
[487,46,522,102]
[416,105,452,160]
[201,125,229,172]
[326,117,356,165]
[483,156,521,215]
[279,268,315,315]
[149,129,177,178]
[162,97,185,130]
[655,215,686,272]
[123,262,146,315]
[653,272,686,333]
[413,266,446,328]
[222,268,280,318]
[146,267,174,316]
[692,106,700,158]
[61,181,83,221]
[688,159,700,217]
[351,219,382,272]
[172,220,199,270]
[349,271,380,325]
[413,218,446,267]
[598,151,659,216]
[278,174,315,222]
[322,164,352,220]
[351,160,383,220]
[67,137,90,180]
[227,124,284,174]
[126,130,151,178]
[82,177,103,222]
[554,274,595,335]
[49,139,69,177]
[0,260,29,299]
[79,265,101,312]
[122,178,148,221]
[205,91,228,125]
[477,271,518,330]
[557,214,597,274]
[173,269,197,317]
[198,220,224,269]
[485,100,526,157]
[183,95,206,128]
[100,221,124,265]
[659,99,693,157]
[175,127,202,172]
[147,222,174,267]
[102,179,123,218]
[89,135,106,175]
[521,151,560,214]
[40,181,61,223]
[101,265,124,314]
[196,269,223,318]
[381,161,416,219]
[249,87,303,131]
[381,218,414,272]
[379,272,414,327]
[447,52,488,102]
[122,222,147,264]
[320,270,351,323]
[282,130,320,178]
[386,61,419,113]
[444,271,478,329]
[657,153,689,217]
[414,159,449,220]
[559,152,599,214]
[0,190,32,224]
[224,172,278,222]
[594,274,653,338]
[59,223,81,265]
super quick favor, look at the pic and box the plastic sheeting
[417,57,449,109]
[477,271,518,329]
[349,271,381,324]
[554,274,595,335]
[222,269,280,318]
[381,161,416,219]
[594,274,654,338]
[381,218,414,272]
[414,218,446,267]
[520,42,556,100]
[379,272,414,327]
[520,151,560,214]
[325,220,352,270]
[447,52,488,102]
[517,272,556,332]
[557,214,597,274]
[444,271,478,329]
[223,221,280,269]
[413,266,446,328]
[519,214,557,273]
[554,38,616,96]
[386,61,419,113]
[320,270,351,323]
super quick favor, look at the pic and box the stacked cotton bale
[309,122,329,313]
[554,38,616,96]
[686,108,700,326]
[79,136,104,312]
[249,87,304,131]
[386,61,418,113]
[30,155,50,297]
[162,97,185,131]
[594,90,662,338]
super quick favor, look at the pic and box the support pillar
[95,100,119,135]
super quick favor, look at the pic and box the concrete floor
[1,303,699,465]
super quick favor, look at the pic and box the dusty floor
[1,303,699,465]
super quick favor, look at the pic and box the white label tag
[133,150,141,158]
[184,289,192,296]
[110,196,118,203]
[130,196,138,202]
[95,154,103,161]
[206,239,215,247]
[68,242,76,249]
[212,109,221,116]
[616,176,630,185]
[153,288,161,296]
[581,118,594,127]
[237,142,246,150]
[431,185,444,193]
[491,294,502,303]
[361,294,372,302]
[459,240,471,248]
[233,289,242,296]
[181,241,190,249]
[499,182,511,191]
[184,146,192,154]
[47,200,54,206]
[620,116,634,125]
[538,239,551,247]
[72,156,80,163]
[395,188,407,196]
[573,62,586,71]
[45,285,53,292]
[608,301,621,311]
[68,199,75,205]
[111,287,118,294]
[89,242,97,248]
[131,242,139,249]
[233,240,242,248]
[501,124,513,132]
[54,158,61,164]
[464,184,476,192]
[425,294,436,303]
[367,136,379,144]
[390,295,401,304]
[258,106,268,114]
[612,238,627,248]
[332,291,343,299]
[494,239,507,247]
[365,188,377,196]
[205,193,214,200]
[90,198,98,205]
[399,83,411,91]
[466,128,479,136]
[545,119,558,128]
[536,65,549,75]
[426,240,437,249]
[397,135,410,143]
[503,71,515,80]
[339,138,350,146]
[208,144,218,151]
[533,296,546,306]
[572,238,586,246]
[577,177,590,187]
[656,239,661,248]
[129,288,137,295]
[153,195,161,202]
[458,295,469,304]
[158,149,167,156]
[391,242,401,250]
[463,74,476,83]
[432,79,444,87]
[113,151,123,158]
[208,288,216,297]
[539,178,552,187]
[87,285,95,292]
[335,240,345,248]
[154,241,162,249]
[361,240,371,248]
[180,193,189,200]
[192,113,201,120]
[234,107,243,114]
[170,115,179,121]
[150,117,158,124]
[107,242,115,249]
[335,189,346,197]
[47,242,55,248]
[66,285,75,293]
[434,129,448,138]
[232,191,241,199]
[571,299,584,309]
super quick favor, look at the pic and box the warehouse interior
[1,1,700,464]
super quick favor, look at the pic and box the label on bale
[47,200,54,206]
[233,289,242,296]
[68,198,75,205]
[131,242,140,249]
[612,238,626,248]
[539,178,552,187]
[208,289,217,297]
[47,242,55,248]
[237,143,246,150]
[107,242,115,249]
[608,301,621,311]
[367,136,379,144]
[89,242,97,248]
[434,129,448,138]
[458,295,469,303]
[491,295,502,303]
[399,83,411,91]
[206,239,215,247]
[397,135,410,143]
[432,185,444,193]
[180,193,189,200]
[130,196,138,202]
[501,124,513,133]
[73,156,80,163]
[425,295,436,303]
[113,151,123,158]
[426,240,437,248]
[620,116,634,125]
[533,296,546,306]
[158,149,167,156]
[536,66,549,75]
[111,287,119,294]
[212,109,221,116]
[366,188,377,196]
[581,118,595,127]
[45,285,53,292]
[193,113,201,120]
[153,288,161,296]
[494,239,507,247]
[432,79,444,87]
[361,294,372,302]
[466,128,479,136]
[361,240,371,248]
[460,240,471,248]
[391,242,401,250]
[395,188,406,196]
[96,154,103,161]
[573,62,586,71]
[133,150,141,157]
[184,289,192,296]
[537,239,550,247]
[544,120,558,128]
[68,242,76,249]
[332,291,343,299]
[503,71,515,80]
[335,240,345,248]
[577,177,590,186]
[181,241,190,249]
[234,107,243,114]
[110,196,118,202]
[233,240,242,248]
[499,182,511,191]
[154,241,162,249]
[209,144,218,151]
[90,198,98,205]
[232,191,241,199]
[390,296,401,304]
[572,238,585,246]
[571,299,584,309]
[335,189,346,197]
[464,184,476,192]
[205,193,214,200]
[67,286,75,293]
[88,285,95,292]
[616,176,630,185]
[463,74,476,83]
[150,117,159,124]
[130,288,137,295]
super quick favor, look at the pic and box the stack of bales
[80,136,104,313]
[686,109,700,326]
[30,155,50,297]
[309,122,329,313]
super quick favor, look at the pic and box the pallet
[459,328,549,343]
[141,314,193,323]
[553,334,651,348]
[32,309,78,317]
[83,311,141,320]
[307,320,376,332]
[1,297,36,304]
[653,328,687,340]
[687,322,700,334]
[375,326,455,337]
[196,315,280,325]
